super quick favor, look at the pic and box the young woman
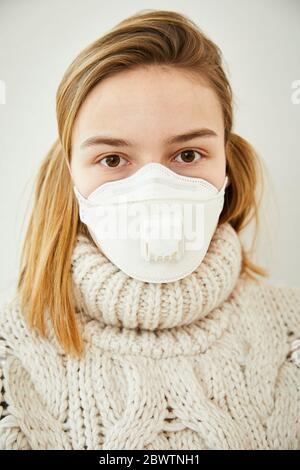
[0,9,299,450]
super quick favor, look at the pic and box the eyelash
[96,149,207,168]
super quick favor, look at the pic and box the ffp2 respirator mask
[73,162,228,283]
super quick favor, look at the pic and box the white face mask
[73,162,228,283]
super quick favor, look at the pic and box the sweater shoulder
[233,276,300,366]
[0,294,30,345]
[0,294,69,360]
[0,294,29,377]
[0,294,61,357]
[248,278,300,335]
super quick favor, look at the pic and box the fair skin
[69,65,227,197]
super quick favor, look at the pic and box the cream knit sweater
[0,222,300,450]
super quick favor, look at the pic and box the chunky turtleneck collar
[70,222,242,331]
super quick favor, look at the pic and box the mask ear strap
[73,186,90,205]
[220,175,229,192]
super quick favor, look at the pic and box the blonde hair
[17,9,269,358]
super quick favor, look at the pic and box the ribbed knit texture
[0,222,299,450]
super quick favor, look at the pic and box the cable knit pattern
[0,222,299,450]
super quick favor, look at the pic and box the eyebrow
[80,127,218,150]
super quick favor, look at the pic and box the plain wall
[0,0,299,305]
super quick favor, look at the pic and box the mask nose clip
[140,212,184,262]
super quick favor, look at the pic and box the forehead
[72,66,224,142]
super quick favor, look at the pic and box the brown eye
[98,155,127,168]
[174,149,203,164]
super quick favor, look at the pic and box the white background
[0,0,299,305]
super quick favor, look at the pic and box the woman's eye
[173,149,204,164]
[97,154,128,168]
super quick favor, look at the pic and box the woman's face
[70,65,226,197]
